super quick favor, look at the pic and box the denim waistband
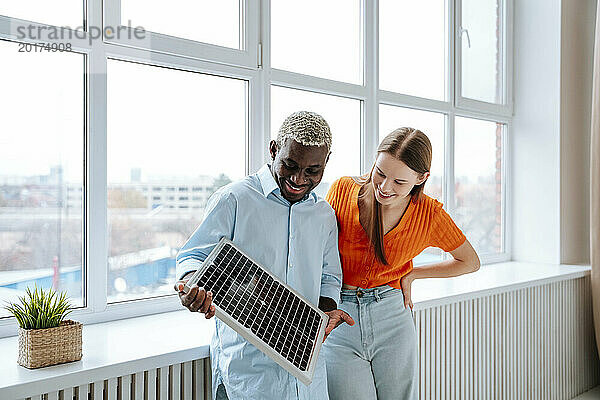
[340,285,402,303]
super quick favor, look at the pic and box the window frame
[0,0,512,337]
[454,0,514,116]
[103,0,259,69]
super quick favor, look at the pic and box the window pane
[107,59,246,303]
[271,1,361,84]
[0,0,82,28]
[121,0,240,49]
[379,0,447,100]
[379,104,445,264]
[271,86,361,198]
[460,0,503,103]
[454,117,503,254]
[0,40,84,317]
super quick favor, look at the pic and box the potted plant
[4,286,82,369]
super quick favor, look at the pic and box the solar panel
[182,238,329,385]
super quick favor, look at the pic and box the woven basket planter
[18,320,82,369]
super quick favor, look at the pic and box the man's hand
[323,309,354,342]
[399,272,414,310]
[174,279,216,319]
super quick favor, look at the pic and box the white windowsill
[411,261,591,309]
[0,261,591,398]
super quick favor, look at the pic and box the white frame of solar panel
[183,238,329,386]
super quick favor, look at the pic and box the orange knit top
[326,177,466,289]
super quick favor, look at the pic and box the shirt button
[361,279,367,286]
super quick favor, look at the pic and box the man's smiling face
[269,138,330,203]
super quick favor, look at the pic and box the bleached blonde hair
[276,111,332,151]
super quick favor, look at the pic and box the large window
[459,0,504,104]
[0,0,511,333]
[107,59,246,303]
[454,117,504,254]
[0,40,85,317]
[456,0,509,115]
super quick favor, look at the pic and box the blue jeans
[322,286,418,400]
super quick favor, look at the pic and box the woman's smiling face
[371,152,429,206]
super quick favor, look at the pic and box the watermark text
[16,20,146,47]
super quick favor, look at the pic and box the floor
[574,386,600,399]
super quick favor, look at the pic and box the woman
[322,127,480,399]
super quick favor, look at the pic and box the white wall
[512,0,596,264]
[512,0,562,263]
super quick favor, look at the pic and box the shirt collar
[257,164,280,198]
[257,164,317,203]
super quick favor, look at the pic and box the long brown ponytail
[358,127,432,265]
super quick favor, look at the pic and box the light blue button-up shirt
[176,164,342,400]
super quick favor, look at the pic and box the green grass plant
[3,286,73,330]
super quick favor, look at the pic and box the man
[174,111,354,400]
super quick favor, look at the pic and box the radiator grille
[21,358,211,400]
[414,276,599,399]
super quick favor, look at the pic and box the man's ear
[269,140,278,160]
[325,152,331,165]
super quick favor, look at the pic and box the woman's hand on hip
[400,272,415,310]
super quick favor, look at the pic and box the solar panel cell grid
[183,239,327,384]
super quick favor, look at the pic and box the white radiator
[20,358,212,400]
[19,276,599,400]
[414,276,600,400]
